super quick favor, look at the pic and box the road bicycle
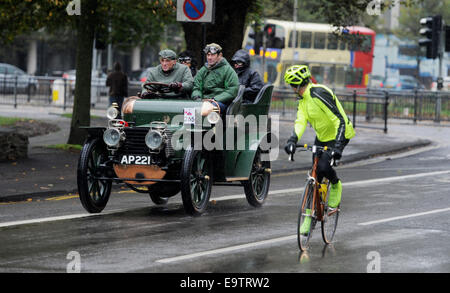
[288,144,340,251]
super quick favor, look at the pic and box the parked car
[62,69,108,96]
[0,63,38,94]
[431,76,450,91]
[383,75,424,90]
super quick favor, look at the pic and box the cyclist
[283,65,355,232]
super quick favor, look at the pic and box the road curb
[0,139,432,203]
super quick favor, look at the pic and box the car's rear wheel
[180,147,213,216]
[77,138,112,213]
[242,147,271,207]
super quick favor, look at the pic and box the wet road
[0,139,449,273]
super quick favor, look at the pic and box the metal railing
[271,87,450,133]
[1,77,449,132]
[0,76,142,110]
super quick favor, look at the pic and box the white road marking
[358,207,450,226]
[0,209,125,228]
[1,169,449,229]
[343,170,450,187]
[156,235,297,264]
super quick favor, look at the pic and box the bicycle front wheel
[297,180,315,251]
[321,185,340,244]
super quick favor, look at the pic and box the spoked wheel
[77,138,112,213]
[321,184,340,244]
[243,148,271,207]
[180,147,213,216]
[297,180,315,251]
[148,182,180,205]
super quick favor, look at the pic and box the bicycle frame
[306,146,326,222]
[292,144,339,250]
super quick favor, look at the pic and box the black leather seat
[226,85,245,116]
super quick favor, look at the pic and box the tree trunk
[67,0,98,145]
[182,0,254,67]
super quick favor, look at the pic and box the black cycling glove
[284,133,298,155]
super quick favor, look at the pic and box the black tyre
[297,180,315,251]
[77,138,112,213]
[148,182,180,205]
[243,148,270,207]
[321,183,340,244]
[180,147,213,216]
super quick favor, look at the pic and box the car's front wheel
[77,138,112,213]
[180,147,213,216]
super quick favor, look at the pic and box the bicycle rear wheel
[321,184,340,244]
[297,180,315,251]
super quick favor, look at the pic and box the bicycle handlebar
[288,144,337,166]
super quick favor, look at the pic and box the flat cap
[159,49,177,60]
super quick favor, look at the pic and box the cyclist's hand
[285,133,298,155]
[331,148,342,160]
[284,142,296,155]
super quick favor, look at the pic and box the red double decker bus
[243,19,376,89]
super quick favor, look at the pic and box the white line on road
[358,207,450,226]
[0,209,125,228]
[156,235,297,264]
[1,169,449,229]
[155,169,450,264]
[343,170,450,187]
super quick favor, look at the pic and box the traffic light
[419,15,441,59]
[254,31,263,55]
[264,24,276,48]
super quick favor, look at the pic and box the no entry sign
[176,0,215,23]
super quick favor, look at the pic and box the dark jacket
[231,49,264,102]
[106,64,128,97]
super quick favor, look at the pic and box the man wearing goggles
[191,43,239,115]
[178,50,197,77]
[141,49,193,98]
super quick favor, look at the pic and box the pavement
[0,104,439,202]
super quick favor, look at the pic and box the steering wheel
[141,81,188,99]
[143,82,173,94]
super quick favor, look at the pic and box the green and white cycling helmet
[284,65,311,86]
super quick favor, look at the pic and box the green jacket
[191,58,239,104]
[142,63,193,97]
[294,83,355,148]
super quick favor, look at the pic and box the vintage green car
[77,82,274,215]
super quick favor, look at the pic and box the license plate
[120,155,151,165]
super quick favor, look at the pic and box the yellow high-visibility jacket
[294,83,355,149]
